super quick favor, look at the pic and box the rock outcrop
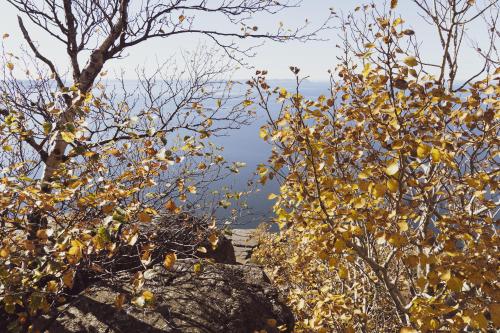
[201,233,237,264]
[36,260,294,333]
[227,229,259,264]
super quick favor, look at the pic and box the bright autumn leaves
[252,18,499,333]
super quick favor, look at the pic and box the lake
[211,80,331,228]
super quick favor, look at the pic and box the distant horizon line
[2,77,469,85]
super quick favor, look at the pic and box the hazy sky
[0,1,493,81]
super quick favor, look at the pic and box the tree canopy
[253,1,499,331]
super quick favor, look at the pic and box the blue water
[212,80,330,227]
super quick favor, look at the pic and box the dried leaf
[163,252,177,270]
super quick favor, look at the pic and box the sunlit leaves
[403,56,418,67]
[61,131,75,143]
[218,200,231,209]
[416,143,431,158]
[0,248,10,258]
[352,197,366,209]
[362,63,371,78]
[371,183,387,198]
[397,221,408,232]
[252,13,499,331]
[385,160,399,176]
[259,126,268,140]
[132,290,155,307]
[268,193,278,200]
[142,290,155,304]
[430,147,441,163]
[163,252,177,270]
[0,72,236,327]
[193,262,202,274]
[387,178,399,192]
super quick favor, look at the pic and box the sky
[0,0,494,82]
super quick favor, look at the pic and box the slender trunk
[41,50,106,191]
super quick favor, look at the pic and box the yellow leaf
[259,127,268,139]
[6,62,14,71]
[353,197,366,209]
[67,245,82,257]
[268,193,278,200]
[391,0,398,9]
[338,265,348,279]
[107,148,121,156]
[417,143,431,158]
[403,57,418,67]
[62,270,75,288]
[328,257,337,267]
[471,313,488,330]
[362,63,371,78]
[193,262,202,274]
[141,250,152,266]
[398,221,408,232]
[400,328,417,333]
[440,270,451,281]
[334,239,346,251]
[358,168,372,179]
[447,276,463,292]
[387,178,399,193]
[61,131,75,143]
[393,17,403,26]
[279,87,288,98]
[385,160,399,176]
[142,290,155,304]
[163,252,177,270]
[178,15,185,22]
[430,147,441,163]
[372,183,387,198]
[392,139,404,150]
[0,248,9,258]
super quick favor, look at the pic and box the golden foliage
[252,7,499,332]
